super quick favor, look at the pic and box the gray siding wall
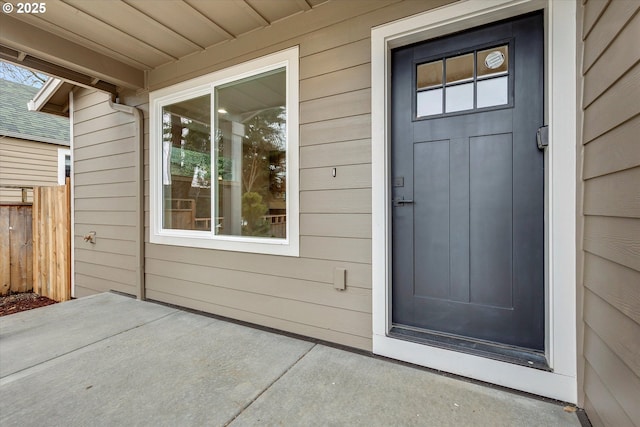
[0,137,61,202]
[124,0,451,351]
[579,1,640,426]
[73,88,139,298]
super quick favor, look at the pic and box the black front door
[391,13,545,356]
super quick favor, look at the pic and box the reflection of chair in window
[165,198,195,230]
[194,217,210,230]
[265,214,286,238]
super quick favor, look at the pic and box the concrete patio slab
[0,296,313,426]
[230,344,582,427]
[0,293,176,378]
[0,293,581,426]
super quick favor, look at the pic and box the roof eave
[1,130,70,146]
[0,14,145,90]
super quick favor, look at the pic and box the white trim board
[371,0,577,403]
[57,148,70,185]
[69,91,75,299]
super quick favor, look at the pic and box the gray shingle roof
[0,79,69,145]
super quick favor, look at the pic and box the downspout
[108,99,145,300]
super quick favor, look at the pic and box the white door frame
[371,0,577,403]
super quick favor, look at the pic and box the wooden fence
[0,203,33,296]
[32,179,71,301]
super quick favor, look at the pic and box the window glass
[416,44,510,118]
[446,53,474,84]
[150,47,299,255]
[417,61,443,90]
[215,68,287,238]
[445,82,474,112]
[477,76,508,108]
[65,155,71,178]
[162,94,212,231]
[417,88,443,116]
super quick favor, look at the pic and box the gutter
[108,100,145,300]
[0,130,69,146]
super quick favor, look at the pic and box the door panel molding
[371,0,577,403]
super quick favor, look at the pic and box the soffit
[0,0,328,83]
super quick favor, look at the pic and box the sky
[0,60,48,88]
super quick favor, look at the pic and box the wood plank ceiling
[0,0,326,82]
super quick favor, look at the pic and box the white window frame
[149,47,299,256]
[57,148,70,185]
[371,0,577,403]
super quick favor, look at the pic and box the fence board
[32,189,39,295]
[0,207,10,295]
[25,206,33,294]
[9,207,20,292]
[32,179,70,301]
[0,204,33,295]
[12,206,31,293]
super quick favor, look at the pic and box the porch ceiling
[0,0,328,89]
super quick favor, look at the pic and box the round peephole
[485,51,505,69]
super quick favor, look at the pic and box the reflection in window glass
[417,88,443,116]
[477,76,508,108]
[477,45,508,78]
[162,95,211,231]
[215,68,287,238]
[446,53,474,84]
[445,83,474,113]
[417,61,443,90]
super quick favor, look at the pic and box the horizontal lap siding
[73,88,138,297]
[580,1,640,425]
[0,137,61,202]
[135,1,452,351]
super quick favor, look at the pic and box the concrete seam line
[223,343,317,427]
[0,310,179,386]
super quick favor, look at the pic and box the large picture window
[150,48,299,256]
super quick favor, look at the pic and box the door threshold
[389,326,550,371]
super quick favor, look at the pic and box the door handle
[393,198,414,207]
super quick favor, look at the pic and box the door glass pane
[477,76,508,108]
[417,88,443,117]
[478,45,508,78]
[446,53,474,84]
[445,83,473,112]
[215,67,287,238]
[417,60,443,90]
[162,94,211,231]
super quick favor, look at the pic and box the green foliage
[169,148,209,177]
[241,192,270,236]
[241,107,286,202]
